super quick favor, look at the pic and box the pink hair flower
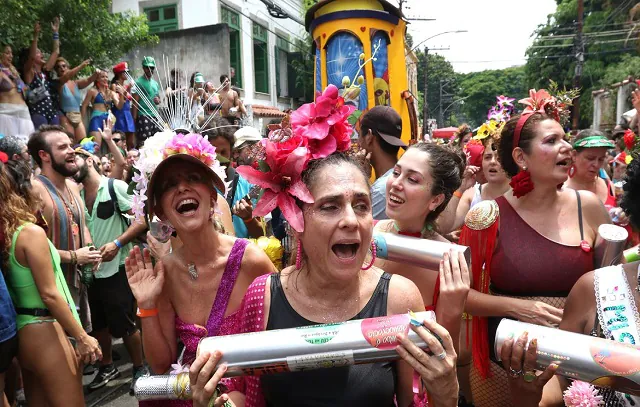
[519,89,555,114]
[236,135,313,233]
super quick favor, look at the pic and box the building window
[144,4,178,33]
[221,6,242,88]
[275,35,289,97]
[253,23,269,94]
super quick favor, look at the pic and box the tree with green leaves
[525,0,637,129]
[0,0,156,71]
[457,66,528,128]
[415,50,458,125]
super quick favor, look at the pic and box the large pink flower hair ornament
[237,81,361,232]
[236,134,313,233]
[518,82,580,126]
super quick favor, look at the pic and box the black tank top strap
[575,190,585,241]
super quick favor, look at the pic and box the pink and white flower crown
[129,131,227,222]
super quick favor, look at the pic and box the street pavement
[83,338,138,407]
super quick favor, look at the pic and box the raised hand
[125,246,165,309]
[51,16,60,33]
[459,165,480,193]
[99,116,114,142]
[34,21,41,37]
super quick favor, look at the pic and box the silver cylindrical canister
[594,224,629,268]
[373,232,470,270]
[134,311,435,400]
[495,319,640,396]
[134,373,191,400]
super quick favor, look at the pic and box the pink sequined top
[140,239,248,407]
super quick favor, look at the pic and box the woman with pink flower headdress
[176,85,462,407]
[459,88,611,407]
[123,131,276,407]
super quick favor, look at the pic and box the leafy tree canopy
[525,0,637,128]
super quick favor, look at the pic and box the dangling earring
[568,164,576,178]
[295,241,303,270]
[509,166,535,198]
[361,241,377,270]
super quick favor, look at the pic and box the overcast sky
[399,0,559,73]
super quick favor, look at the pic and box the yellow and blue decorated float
[305,0,419,146]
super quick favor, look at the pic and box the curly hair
[0,161,37,271]
[453,124,472,146]
[496,112,555,177]
[620,157,640,230]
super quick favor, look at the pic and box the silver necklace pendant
[188,263,198,280]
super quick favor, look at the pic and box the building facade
[112,0,307,131]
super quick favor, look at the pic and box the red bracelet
[243,217,255,224]
[453,190,463,198]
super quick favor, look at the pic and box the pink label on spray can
[361,314,410,350]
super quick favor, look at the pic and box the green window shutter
[221,6,242,88]
[253,23,268,94]
[275,45,280,97]
[145,4,178,34]
[229,30,242,88]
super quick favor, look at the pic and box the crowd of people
[0,16,639,407]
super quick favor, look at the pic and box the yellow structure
[305,0,418,145]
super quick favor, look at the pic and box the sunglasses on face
[55,64,67,70]
[112,138,121,142]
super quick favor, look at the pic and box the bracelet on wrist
[53,33,59,40]
[113,239,123,249]
[136,307,159,318]
[453,190,463,199]
[70,250,77,265]
[243,217,255,224]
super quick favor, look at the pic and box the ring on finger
[523,370,536,383]
[509,367,523,378]
[435,351,447,361]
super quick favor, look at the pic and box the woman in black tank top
[186,153,463,407]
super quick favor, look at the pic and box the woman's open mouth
[175,198,200,216]
[556,158,571,168]
[388,193,405,205]
[331,243,360,260]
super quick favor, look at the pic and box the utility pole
[438,79,455,127]
[571,0,584,132]
[422,46,449,135]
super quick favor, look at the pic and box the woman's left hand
[190,351,234,407]
[501,331,558,407]
[51,16,60,33]
[438,249,471,320]
[396,318,459,407]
